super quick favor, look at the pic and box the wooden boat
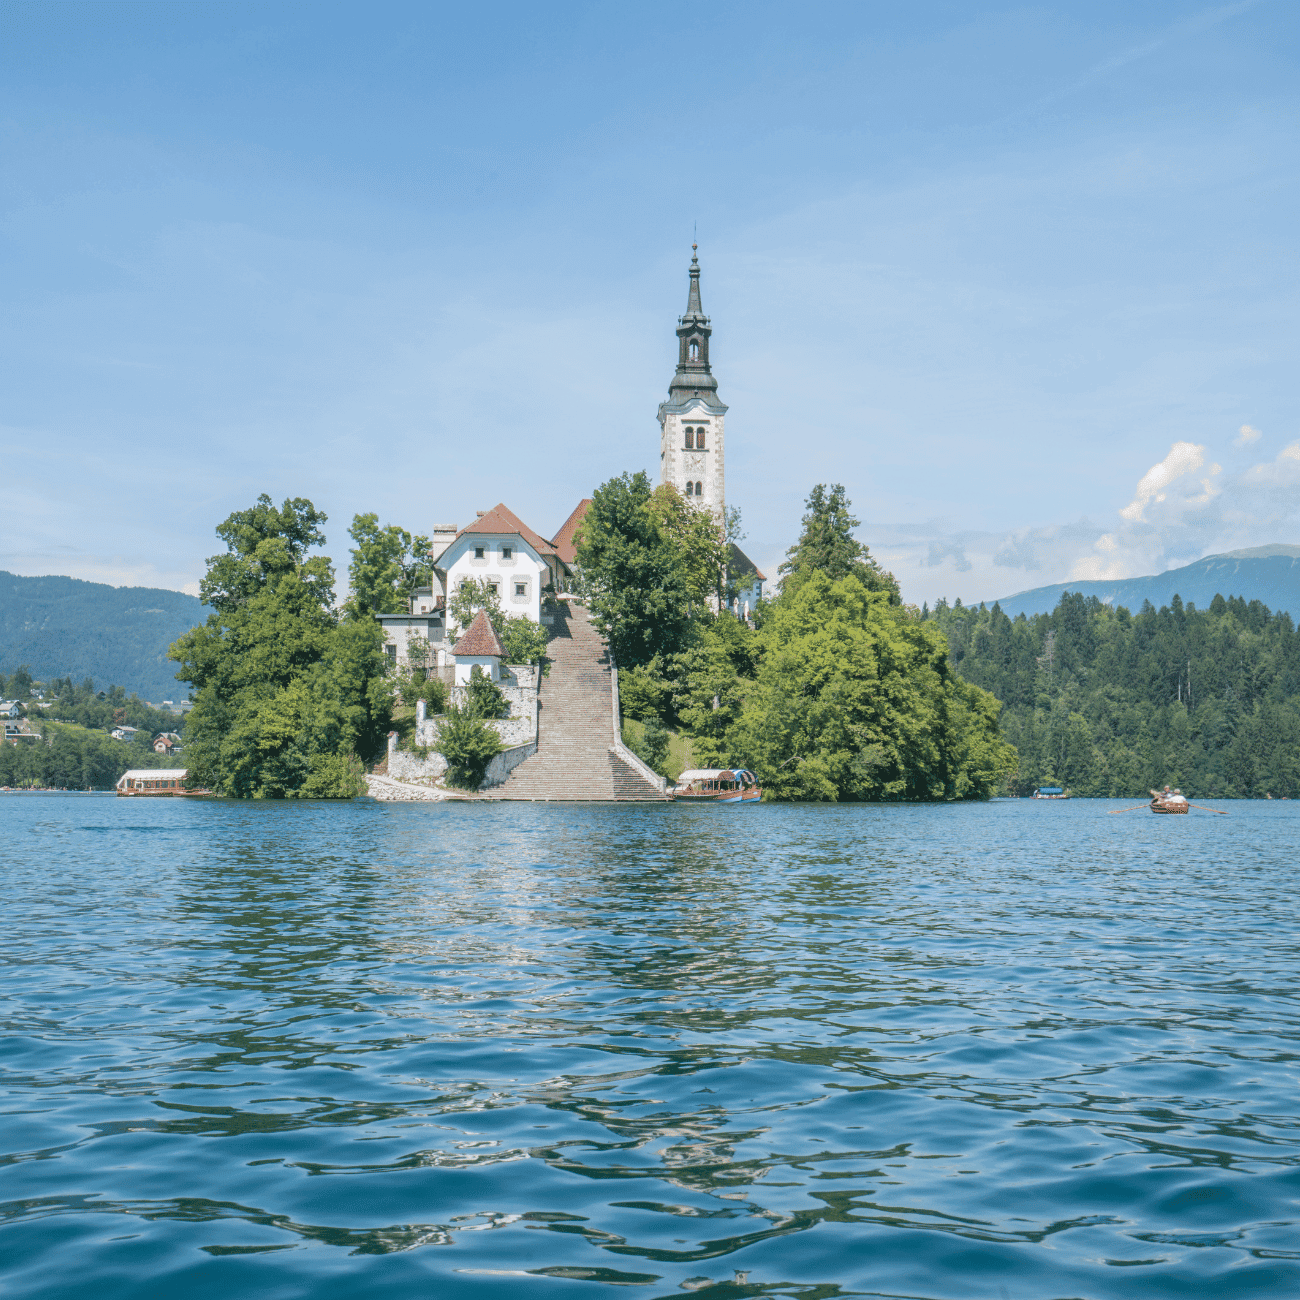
[1149,787,1189,814]
[669,768,762,803]
[115,768,210,797]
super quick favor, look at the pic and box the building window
[695,480,703,496]
[695,428,706,449]
[487,583,498,595]
[474,546,485,559]
[385,644,397,665]
[502,546,512,559]
[515,583,526,597]
[685,481,694,497]
[684,427,694,449]
[689,340,699,360]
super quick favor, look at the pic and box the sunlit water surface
[2,795,1298,1299]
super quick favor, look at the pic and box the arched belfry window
[689,340,699,361]
[685,481,694,497]
[684,427,694,449]
[695,428,706,449]
[695,480,703,496]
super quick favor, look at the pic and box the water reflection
[0,796,1297,1297]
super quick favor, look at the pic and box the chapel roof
[452,608,504,658]
[551,498,592,565]
[456,503,557,557]
[728,542,766,582]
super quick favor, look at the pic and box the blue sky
[2,0,1297,605]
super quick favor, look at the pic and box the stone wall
[387,747,448,784]
[481,741,537,788]
[414,665,538,750]
[383,737,534,790]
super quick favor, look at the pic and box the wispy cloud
[1235,423,1262,445]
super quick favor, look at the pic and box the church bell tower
[658,246,727,519]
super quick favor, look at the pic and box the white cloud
[1236,423,1262,446]
[1118,441,1204,522]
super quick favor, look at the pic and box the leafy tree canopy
[779,483,900,603]
[170,495,390,798]
[346,513,432,619]
[577,472,703,667]
[695,571,1012,800]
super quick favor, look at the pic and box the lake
[2,795,1297,1298]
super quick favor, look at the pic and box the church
[379,249,765,674]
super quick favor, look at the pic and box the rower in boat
[1149,786,1189,814]
[669,768,763,803]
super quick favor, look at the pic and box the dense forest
[929,591,1300,798]
[0,571,202,702]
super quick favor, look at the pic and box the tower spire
[685,243,703,318]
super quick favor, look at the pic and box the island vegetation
[582,473,1016,801]
[169,496,392,798]
[930,591,1300,798]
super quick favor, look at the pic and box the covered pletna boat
[669,768,762,803]
[115,769,209,797]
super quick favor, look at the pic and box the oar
[1108,803,1152,814]
[1188,802,1228,815]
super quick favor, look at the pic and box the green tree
[779,484,900,602]
[346,513,432,618]
[721,571,1013,801]
[577,472,694,667]
[499,616,549,666]
[7,665,34,699]
[169,495,391,798]
[447,577,502,637]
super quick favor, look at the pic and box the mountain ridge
[990,545,1300,620]
[0,571,205,701]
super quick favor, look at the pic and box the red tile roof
[452,608,504,658]
[550,498,592,566]
[458,503,556,557]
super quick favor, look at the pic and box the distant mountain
[0,572,204,701]
[992,545,1300,620]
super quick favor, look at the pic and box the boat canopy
[1036,786,1064,795]
[676,768,752,783]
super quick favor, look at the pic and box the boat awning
[1036,787,1064,795]
[676,768,751,782]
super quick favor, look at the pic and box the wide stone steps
[487,603,667,802]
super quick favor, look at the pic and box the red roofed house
[451,609,505,685]
[434,503,578,638]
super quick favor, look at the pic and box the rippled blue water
[2,794,1298,1298]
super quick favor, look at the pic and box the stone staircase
[489,604,668,802]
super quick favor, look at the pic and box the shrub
[466,665,509,719]
[434,704,503,788]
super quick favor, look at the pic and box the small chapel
[379,248,765,676]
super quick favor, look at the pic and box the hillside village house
[0,700,22,719]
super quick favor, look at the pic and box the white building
[657,247,765,612]
[435,503,574,637]
[0,700,21,719]
[658,245,727,520]
[377,503,584,672]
